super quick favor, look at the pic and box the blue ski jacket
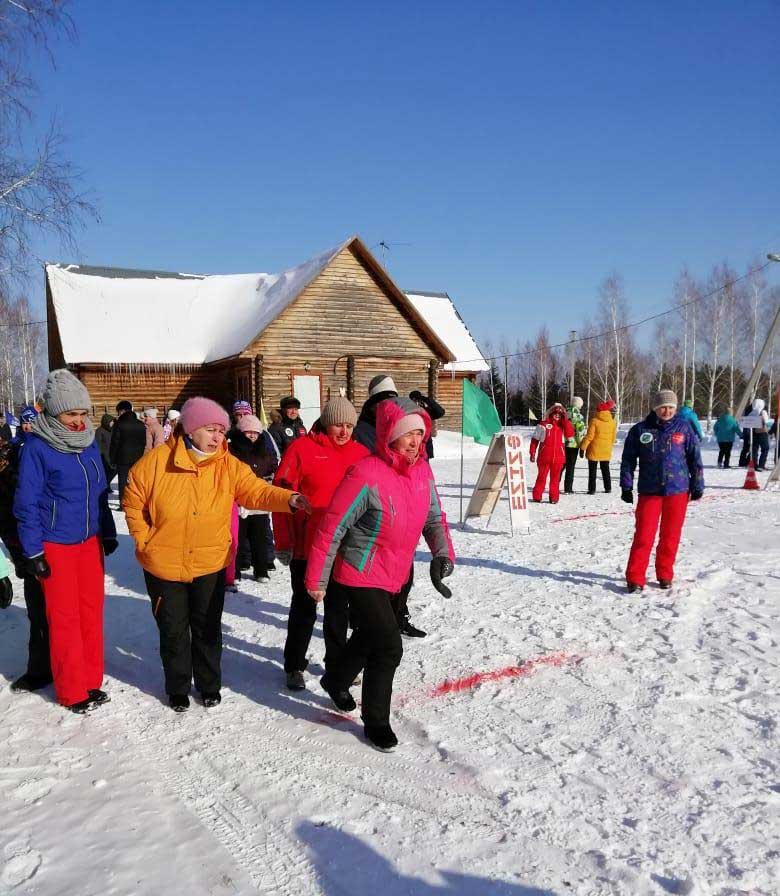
[713,414,742,443]
[620,412,704,497]
[13,434,116,558]
[678,405,703,440]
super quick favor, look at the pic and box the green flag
[462,378,502,445]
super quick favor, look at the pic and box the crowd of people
[0,371,453,752]
[0,368,775,748]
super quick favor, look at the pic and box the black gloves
[409,390,423,403]
[621,489,634,504]
[103,538,119,556]
[0,577,11,609]
[579,450,585,459]
[23,555,51,580]
[430,557,454,598]
[690,488,703,501]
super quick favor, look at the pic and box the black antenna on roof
[372,240,412,266]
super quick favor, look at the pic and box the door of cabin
[292,373,322,431]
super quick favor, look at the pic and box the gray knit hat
[42,369,91,416]
[368,374,397,398]
[320,396,358,428]
[653,388,677,410]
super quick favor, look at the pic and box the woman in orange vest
[124,396,310,712]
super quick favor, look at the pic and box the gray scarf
[32,412,95,454]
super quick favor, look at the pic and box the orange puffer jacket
[123,434,294,582]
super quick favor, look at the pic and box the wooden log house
[45,236,484,431]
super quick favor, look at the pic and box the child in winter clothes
[305,397,454,751]
[563,397,586,493]
[620,389,704,593]
[529,403,574,503]
[13,370,117,712]
[713,410,742,468]
[678,399,703,440]
[580,400,618,494]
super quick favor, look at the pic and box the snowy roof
[46,240,350,365]
[405,291,488,373]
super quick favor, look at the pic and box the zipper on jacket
[50,500,56,530]
[91,457,102,485]
[76,455,90,540]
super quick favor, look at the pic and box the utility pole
[568,330,577,405]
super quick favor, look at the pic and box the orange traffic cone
[743,459,760,490]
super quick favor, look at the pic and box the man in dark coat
[409,389,445,459]
[268,396,307,454]
[353,374,399,452]
[109,400,146,501]
[0,430,52,691]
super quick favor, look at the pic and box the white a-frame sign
[463,432,531,535]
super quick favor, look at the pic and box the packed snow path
[1,436,778,895]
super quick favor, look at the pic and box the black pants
[588,460,611,494]
[717,442,733,467]
[326,583,403,727]
[117,465,132,502]
[390,567,414,624]
[283,560,350,674]
[24,575,52,683]
[563,446,579,493]
[752,433,769,469]
[144,569,226,696]
[239,515,274,574]
[738,430,751,467]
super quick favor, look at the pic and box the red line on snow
[420,652,581,700]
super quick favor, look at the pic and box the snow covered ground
[1,433,778,896]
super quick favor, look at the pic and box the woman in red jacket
[273,397,368,692]
[529,403,574,504]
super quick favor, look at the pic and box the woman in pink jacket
[305,397,454,751]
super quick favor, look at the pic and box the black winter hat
[116,400,133,413]
[280,396,301,410]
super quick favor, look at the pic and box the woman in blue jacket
[14,370,117,713]
[620,389,704,593]
[713,409,742,468]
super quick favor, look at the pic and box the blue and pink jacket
[620,412,704,497]
[304,398,454,594]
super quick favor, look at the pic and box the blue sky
[26,0,780,348]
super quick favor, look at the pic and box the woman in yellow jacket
[579,399,618,495]
[123,397,310,712]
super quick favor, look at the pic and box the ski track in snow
[0,439,778,896]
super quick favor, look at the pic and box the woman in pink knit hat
[123,396,310,712]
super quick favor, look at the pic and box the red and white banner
[504,432,531,534]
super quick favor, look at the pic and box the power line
[0,319,46,329]
[470,259,775,367]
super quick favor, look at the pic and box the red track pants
[625,493,689,587]
[533,459,564,502]
[41,537,105,706]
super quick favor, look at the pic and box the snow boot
[10,673,52,692]
[320,676,356,712]
[626,583,644,594]
[266,561,276,572]
[364,724,398,752]
[399,618,427,638]
[253,568,269,581]
[658,580,672,590]
[66,698,94,714]
[169,694,190,713]
[286,670,306,691]
[88,689,110,706]
[202,691,221,708]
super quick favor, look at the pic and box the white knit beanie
[42,369,91,416]
[388,412,426,444]
[653,389,678,410]
[368,374,397,398]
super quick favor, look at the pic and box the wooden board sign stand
[462,432,531,536]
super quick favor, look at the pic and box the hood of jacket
[100,414,114,430]
[594,409,614,424]
[752,398,765,414]
[375,397,431,475]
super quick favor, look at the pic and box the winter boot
[10,673,52,692]
[399,618,427,638]
[626,583,644,594]
[320,675,356,712]
[286,670,306,691]
[254,567,270,581]
[364,724,398,752]
[88,689,110,706]
[66,698,94,714]
[658,580,672,590]
[202,691,221,708]
[169,694,190,713]
[266,561,276,572]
